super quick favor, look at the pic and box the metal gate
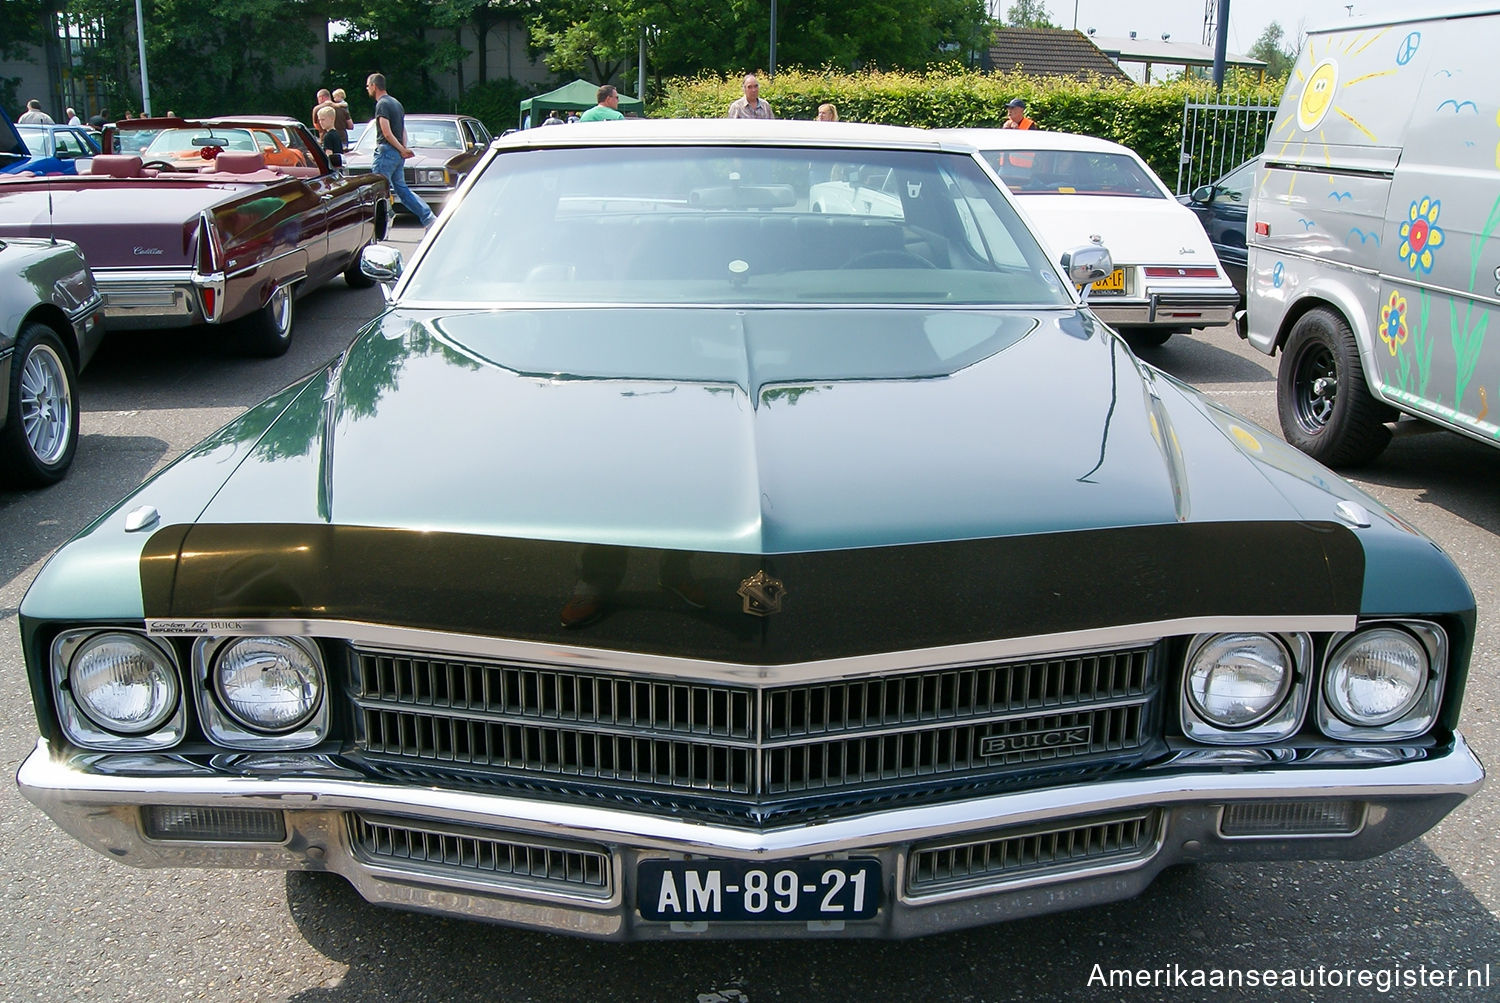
[1176,98,1279,195]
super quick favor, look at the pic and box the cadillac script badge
[737,570,786,616]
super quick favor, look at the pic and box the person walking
[65,107,81,126]
[817,103,838,121]
[364,72,436,227]
[18,99,54,125]
[316,105,345,169]
[1002,98,1035,130]
[727,74,774,119]
[578,84,624,122]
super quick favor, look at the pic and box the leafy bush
[456,78,543,134]
[657,68,1284,186]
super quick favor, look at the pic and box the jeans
[374,145,434,225]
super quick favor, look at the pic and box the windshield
[983,149,1166,198]
[145,128,257,154]
[356,120,462,152]
[403,145,1074,307]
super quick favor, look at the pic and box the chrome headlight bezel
[194,635,328,750]
[51,629,186,751]
[1315,621,1446,740]
[1180,632,1311,744]
[412,168,450,186]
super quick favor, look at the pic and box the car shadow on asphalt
[77,281,386,414]
[1127,329,1273,386]
[0,432,167,596]
[281,839,1500,1003]
[1352,429,1500,532]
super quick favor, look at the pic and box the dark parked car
[1180,156,1257,303]
[0,236,103,486]
[0,115,390,356]
[345,113,491,212]
[15,122,1481,939]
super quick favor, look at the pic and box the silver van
[1245,4,1500,465]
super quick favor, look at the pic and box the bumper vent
[907,809,1162,897]
[349,813,612,899]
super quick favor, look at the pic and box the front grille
[351,645,1157,813]
[907,809,1162,896]
[349,813,612,899]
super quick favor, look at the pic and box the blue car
[17,123,101,163]
[1,111,82,175]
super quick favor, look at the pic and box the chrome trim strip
[93,267,195,285]
[380,300,1087,313]
[17,732,1482,860]
[348,691,1152,749]
[145,615,1356,686]
[222,245,304,282]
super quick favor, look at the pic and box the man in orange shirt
[1002,98,1035,130]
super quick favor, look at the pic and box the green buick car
[15,121,1482,939]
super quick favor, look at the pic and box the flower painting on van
[1398,197,1445,273]
[1379,290,1409,355]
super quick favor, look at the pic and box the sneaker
[560,584,605,628]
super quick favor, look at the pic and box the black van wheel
[1277,307,1394,466]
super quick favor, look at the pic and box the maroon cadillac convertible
[0,116,390,356]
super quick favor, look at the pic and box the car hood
[1012,196,1220,268]
[192,306,1318,552]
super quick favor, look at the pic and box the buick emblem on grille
[979,725,1092,757]
[737,570,786,616]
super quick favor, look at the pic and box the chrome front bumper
[1089,287,1240,330]
[17,735,1483,940]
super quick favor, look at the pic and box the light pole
[134,0,152,115]
[769,0,777,78]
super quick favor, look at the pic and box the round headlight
[70,633,179,735]
[1324,627,1427,726]
[214,637,323,733]
[1185,633,1293,728]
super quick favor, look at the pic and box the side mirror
[360,244,404,301]
[1060,244,1113,291]
[1190,184,1214,205]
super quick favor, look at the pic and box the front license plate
[1091,268,1126,293]
[639,858,880,922]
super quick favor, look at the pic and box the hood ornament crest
[738,571,786,617]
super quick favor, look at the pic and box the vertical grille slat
[353,646,1157,805]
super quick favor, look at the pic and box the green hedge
[656,68,1284,190]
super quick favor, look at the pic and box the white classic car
[940,129,1240,348]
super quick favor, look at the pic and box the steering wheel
[141,160,177,172]
[842,249,937,269]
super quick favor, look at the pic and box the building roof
[986,27,1133,83]
[1088,35,1266,81]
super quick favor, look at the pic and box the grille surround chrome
[349,642,1160,815]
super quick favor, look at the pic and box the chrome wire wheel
[19,340,73,466]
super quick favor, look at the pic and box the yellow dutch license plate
[1091,268,1126,293]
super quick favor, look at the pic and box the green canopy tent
[519,80,644,128]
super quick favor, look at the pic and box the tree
[1249,21,1294,80]
[1003,1,1057,29]
[524,0,990,84]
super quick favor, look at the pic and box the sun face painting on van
[1246,7,1500,467]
